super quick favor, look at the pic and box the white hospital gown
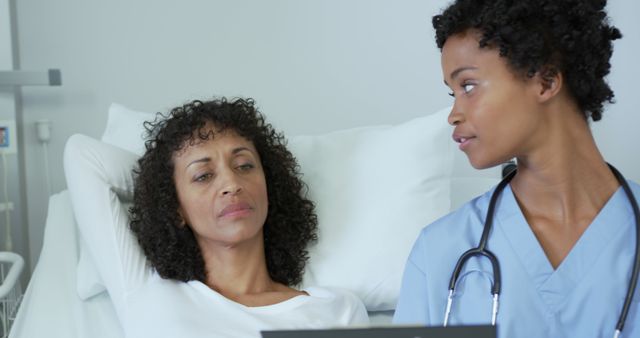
[394,181,640,338]
[64,135,368,338]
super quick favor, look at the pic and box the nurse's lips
[452,133,476,149]
[219,202,252,218]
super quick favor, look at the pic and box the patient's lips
[452,132,476,151]
[219,202,253,218]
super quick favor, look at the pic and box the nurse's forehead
[443,66,479,85]
[442,39,505,83]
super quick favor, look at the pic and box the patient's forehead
[172,124,256,161]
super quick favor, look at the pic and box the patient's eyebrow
[186,157,210,169]
[231,147,252,155]
[184,147,254,169]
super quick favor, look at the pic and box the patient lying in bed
[63,98,368,338]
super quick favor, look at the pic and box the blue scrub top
[394,181,640,338]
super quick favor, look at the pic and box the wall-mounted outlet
[0,120,17,154]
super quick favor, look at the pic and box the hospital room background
[0,0,639,334]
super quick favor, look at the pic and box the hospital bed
[9,105,499,338]
[0,252,23,338]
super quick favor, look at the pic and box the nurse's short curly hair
[433,0,622,121]
[129,97,317,286]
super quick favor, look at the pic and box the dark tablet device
[262,325,496,338]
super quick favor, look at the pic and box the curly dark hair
[433,0,622,121]
[129,97,317,286]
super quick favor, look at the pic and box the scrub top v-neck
[394,181,640,338]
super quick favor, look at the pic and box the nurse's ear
[534,65,563,103]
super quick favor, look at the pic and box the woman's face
[172,124,269,248]
[441,31,543,169]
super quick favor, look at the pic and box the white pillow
[291,108,454,311]
[84,103,455,311]
[101,103,155,155]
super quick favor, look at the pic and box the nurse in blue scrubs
[394,0,640,337]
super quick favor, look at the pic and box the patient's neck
[197,232,300,306]
[199,232,272,293]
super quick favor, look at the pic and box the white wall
[13,0,640,272]
[591,2,640,176]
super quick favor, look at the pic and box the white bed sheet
[9,191,122,338]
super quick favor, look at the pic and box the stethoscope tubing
[444,164,639,337]
[609,165,640,335]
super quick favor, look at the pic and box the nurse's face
[172,124,269,248]
[441,30,542,169]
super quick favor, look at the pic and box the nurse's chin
[465,155,506,171]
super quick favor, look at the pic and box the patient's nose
[219,171,242,196]
[222,184,242,196]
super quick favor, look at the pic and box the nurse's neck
[509,99,619,269]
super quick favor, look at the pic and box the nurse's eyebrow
[444,66,477,85]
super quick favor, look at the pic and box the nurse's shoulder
[628,180,640,196]
[408,186,497,266]
[423,186,495,237]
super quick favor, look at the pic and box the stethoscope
[443,164,640,338]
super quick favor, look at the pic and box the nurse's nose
[447,105,464,126]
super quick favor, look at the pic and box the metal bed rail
[0,252,24,338]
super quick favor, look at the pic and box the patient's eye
[237,163,254,171]
[194,172,213,182]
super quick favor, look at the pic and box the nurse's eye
[462,83,476,94]
[448,91,455,98]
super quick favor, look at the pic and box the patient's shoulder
[303,286,369,324]
[304,286,360,304]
